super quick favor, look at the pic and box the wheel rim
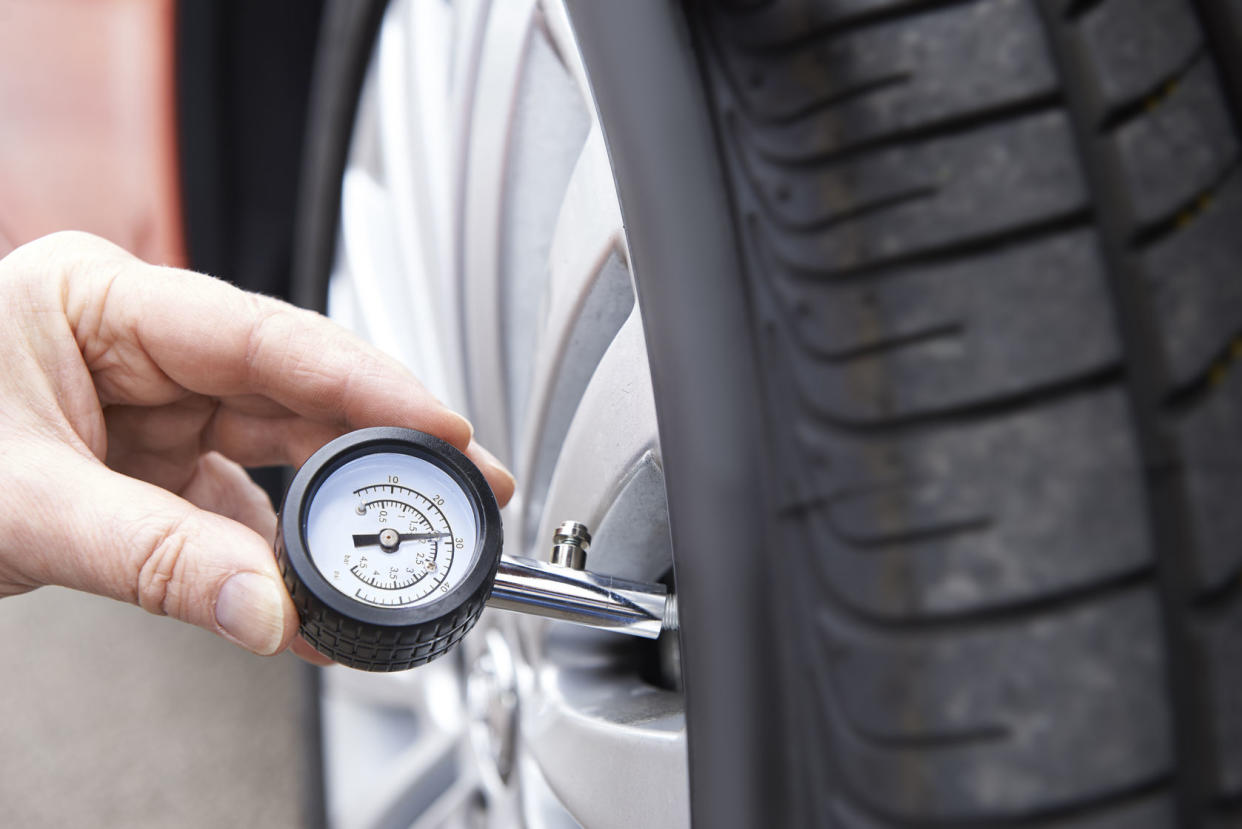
[321,1,689,826]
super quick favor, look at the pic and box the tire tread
[690,0,1242,822]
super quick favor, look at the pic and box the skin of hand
[0,231,516,662]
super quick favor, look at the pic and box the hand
[0,231,515,660]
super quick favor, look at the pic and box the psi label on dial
[303,452,478,608]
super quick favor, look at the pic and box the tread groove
[1188,0,1242,137]
[1192,563,1242,613]
[763,209,1094,282]
[746,94,1065,170]
[1037,2,1214,822]
[804,557,1154,636]
[819,720,1171,829]
[785,358,1123,435]
[742,179,939,234]
[1133,161,1240,247]
[823,510,992,549]
[812,322,965,363]
[713,0,990,56]
[1099,47,1206,132]
[1163,329,1242,413]
[1064,0,1107,21]
[720,63,912,127]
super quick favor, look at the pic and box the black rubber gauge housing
[276,427,503,671]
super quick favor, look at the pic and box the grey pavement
[0,587,311,828]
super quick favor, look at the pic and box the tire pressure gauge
[277,427,675,672]
[276,428,502,671]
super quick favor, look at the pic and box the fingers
[4,441,298,656]
[107,398,519,503]
[466,439,516,508]
[290,636,334,667]
[25,231,513,483]
[105,397,343,480]
[200,406,344,469]
[49,232,471,449]
[177,452,277,543]
[170,455,339,667]
[180,455,409,669]
[203,411,520,505]
[128,450,337,668]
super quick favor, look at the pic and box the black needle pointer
[352,532,451,547]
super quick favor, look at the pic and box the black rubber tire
[291,0,388,315]
[298,0,1242,826]
[625,0,1242,825]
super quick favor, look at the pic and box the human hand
[0,231,515,660]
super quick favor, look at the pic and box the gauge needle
[352,532,450,547]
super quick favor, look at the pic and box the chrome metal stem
[486,555,673,639]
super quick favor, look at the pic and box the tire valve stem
[484,520,677,638]
[663,594,679,631]
[549,520,590,570]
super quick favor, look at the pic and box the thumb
[6,444,298,655]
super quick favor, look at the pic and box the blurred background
[0,1,331,825]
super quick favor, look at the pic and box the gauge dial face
[303,451,480,608]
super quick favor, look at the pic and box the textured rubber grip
[276,535,490,671]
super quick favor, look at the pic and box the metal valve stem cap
[550,521,591,570]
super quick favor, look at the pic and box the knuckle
[243,298,298,373]
[133,513,193,618]
[0,231,131,317]
[246,299,358,413]
[3,230,109,276]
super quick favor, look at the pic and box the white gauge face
[304,451,479,608]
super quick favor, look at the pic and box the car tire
[298,0,1242,826]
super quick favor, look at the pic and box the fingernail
[470,440,516,490]
[216,573,286,656]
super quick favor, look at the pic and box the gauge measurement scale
[304,454,476,607]
[277,427,675,672]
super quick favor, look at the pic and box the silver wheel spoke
[372,0,454,404]
[332,0,459,405]
[533,313,667,581]
[521,635,688,829]
[515,123,631,552]
[408,776,481,829]
[460,0,538,463]
[498,16,593,459]
[323,664,422,713]
[343,729,464,829]
[538,0,592,105]
[326,659,472,829]
[337,168,412,367]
